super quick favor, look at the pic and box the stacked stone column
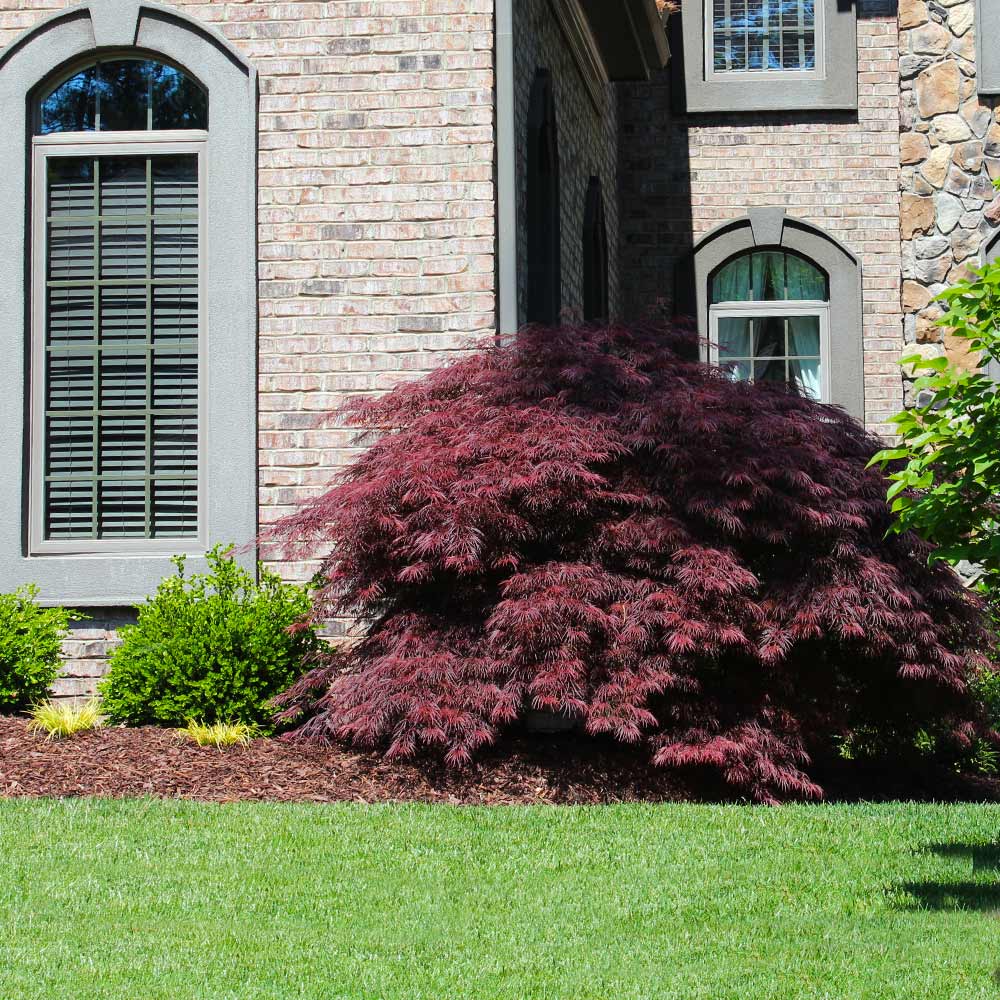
[900,0,1000,386]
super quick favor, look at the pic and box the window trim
[681,210,864,420]
[29,129,208,556]
[708,299,832,402]
[673,0,857,114]
[703,0,826,86]
[0,2,258,606]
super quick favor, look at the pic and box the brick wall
[0,0,497,693]
[513,0,621,323]
[619,0,903,436]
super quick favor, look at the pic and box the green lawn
[0,800,998,999]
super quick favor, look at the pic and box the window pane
[712,255,752,304]
[717,316,752,358]
[791,358,822,400]
[788,314,821,356]
[753,316,785,357]
[40,67,97,133]
[43,153,200,542]
[754,359,786,384]
[752,252,786,301]
[713,251,827,304]
[39,59,207,134]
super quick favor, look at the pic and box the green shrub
[100,546,321,730]
[0,587,72,714]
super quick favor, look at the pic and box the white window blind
[711,0,817,74]
[43,153,200,540]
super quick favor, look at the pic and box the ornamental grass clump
[179,720,256,749]
[266,321,995,802]
[27,699,102,740]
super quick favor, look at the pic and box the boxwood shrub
[0,586,71,714]
[100,546,321,730]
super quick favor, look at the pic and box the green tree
[870,258,1000,587]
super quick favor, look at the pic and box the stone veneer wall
[513,0,621,323]
[619,0,903,436]
[899,0,1000,387]
[0,0,497,695]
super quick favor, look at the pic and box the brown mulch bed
[0,716,690,805]
[3,716,998,805]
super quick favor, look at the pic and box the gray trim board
[688,210,865,420]
[982,228,1000,380]
[676,0,857,113]
[0,1,258,605]
[495,0,518,337]
[978,0,1000,96]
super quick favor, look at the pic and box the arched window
[582,176,609,323]
[525,68,561,325]
[685,210,864,418]
[33,57,207,545]
[0,4,257,604]
[709,249,829,400]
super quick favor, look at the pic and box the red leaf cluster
[267,322,993,802]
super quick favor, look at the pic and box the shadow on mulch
[2,717,998,805]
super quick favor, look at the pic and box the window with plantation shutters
[31,58,207,552]
[706,0,824,82]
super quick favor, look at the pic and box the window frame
[29,128,209,556]
[673,0,857,114]
[0,2,258,606]
[708,299,832,402]
[703,0,826,86]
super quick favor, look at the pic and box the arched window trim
[685,209,864,420]
[525,67,561,326]
[0,2,257,605]
[582,175,608,323]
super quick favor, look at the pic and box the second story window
[709,0,821,78]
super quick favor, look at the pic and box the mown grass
[0,800,998,999]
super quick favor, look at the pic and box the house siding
[618,0,903,436]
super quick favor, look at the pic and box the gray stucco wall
[514,0,621,325]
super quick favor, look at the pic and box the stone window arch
[684,209,864,420]
[525,68,561,325]
[0,1,257,604]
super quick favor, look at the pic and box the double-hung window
[31,58,207,553]
[709,250,830,402]
[708,0,822,79]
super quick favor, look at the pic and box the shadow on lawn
[895,842,1000,913]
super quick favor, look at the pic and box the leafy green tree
[871,259,1000,586]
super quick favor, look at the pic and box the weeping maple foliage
[266,321,994,802]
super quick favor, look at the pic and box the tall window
[582,176,609,323]
[708,0,822,77]
[709,249,829,401]
[32,57,207,550]
[525,68,561,325]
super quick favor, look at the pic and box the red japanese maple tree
[267,321,994,801]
